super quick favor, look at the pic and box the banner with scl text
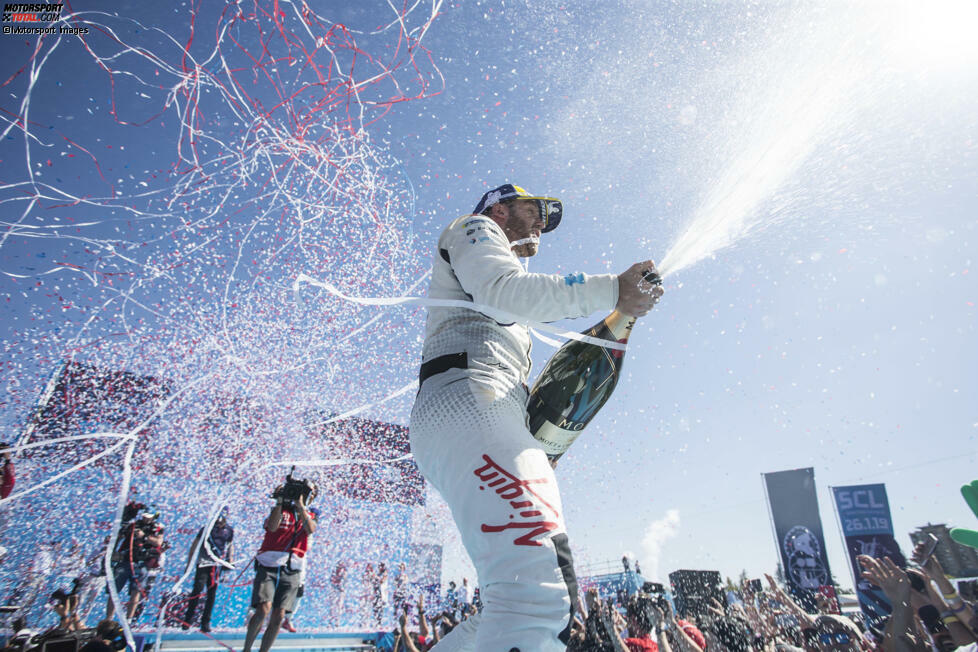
[831,483,906,626]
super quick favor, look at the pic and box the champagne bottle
[527,271,660,462]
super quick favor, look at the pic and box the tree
[774,562,786,587]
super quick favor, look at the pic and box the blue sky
[1,0,976,594]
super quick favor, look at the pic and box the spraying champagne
[528,268,662,462]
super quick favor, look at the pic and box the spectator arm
[882,602,927,652]
[417,612,429,639]
[669,626,703,652]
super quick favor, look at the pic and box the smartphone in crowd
[917,533,940,565]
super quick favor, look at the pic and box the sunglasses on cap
[473,184,563,233]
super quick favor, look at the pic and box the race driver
[409,183,664,651]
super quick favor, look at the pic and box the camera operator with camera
[106,502,168,622]
[243,470,318,652]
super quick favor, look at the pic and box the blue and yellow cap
[473,184,563,233]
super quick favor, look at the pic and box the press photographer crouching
[106,502,168,622]
[243,469,318,652]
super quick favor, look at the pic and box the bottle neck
[604,310,636,341]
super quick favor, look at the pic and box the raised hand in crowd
[859,555,909,606]
[567,613,587,651]
[426,610,444,645]
[611,604,627,636]
[740,598,775,643]
[397,612,422,652]
[596,599,629,652]
[912,539,977,635]
[570,588,625,651]
[575,593,589,620]
[706,596,726,620]
[764,572,816,629]
[414,593,429,641]
[907,554,977,649]
[428,607,457,644]
[859,555,925,652]
[654,602,702,652]
[649,604,674,652]
[584,587,601,617]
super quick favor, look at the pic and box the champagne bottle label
[528,310,639,462]
[533,419,586,457]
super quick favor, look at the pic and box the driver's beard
[512,242,538,257]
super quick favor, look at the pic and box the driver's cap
[473,184,563,233]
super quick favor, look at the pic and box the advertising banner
[832,483,906,624]
[763,468,833,608]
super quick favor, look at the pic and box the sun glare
[886,0,978,71]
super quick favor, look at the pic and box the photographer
[1,443,14,500]
[0,443,15,562]
[242,473,317,652]
[182,507,234,633]
[78,619,125,652]
[106,503,167,622]
[50,541,100,633]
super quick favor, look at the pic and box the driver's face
[501,199,544,257]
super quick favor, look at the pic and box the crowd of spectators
[377,539,977,652]
[1,469,977,652]
[375,586,481,652]
[3,530,978,652]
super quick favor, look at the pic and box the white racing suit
[410,214,617,651]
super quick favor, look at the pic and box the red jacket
[1,461,14,499]
[259,509,311,558]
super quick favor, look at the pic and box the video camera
[121,501,147,523]
[271,466,316,508]
[639,582,671,614]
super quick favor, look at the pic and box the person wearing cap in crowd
[182,507,235,633]
[409,183,664,651]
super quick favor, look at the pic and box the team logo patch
[483,189,503,207]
